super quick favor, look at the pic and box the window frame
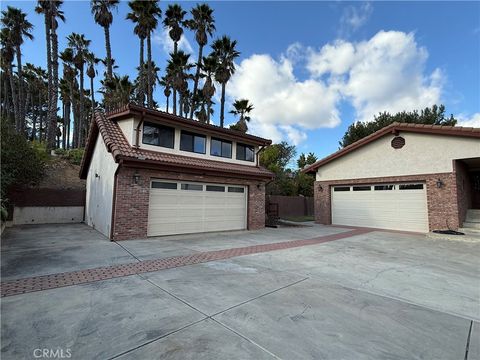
[210,137,233,158]
[180,130,207,154]
[206,185,225,192]
[142,122,175,149]
[151,181,178,190]
[236,143,255,162]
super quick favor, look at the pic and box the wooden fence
[266,195,314,218]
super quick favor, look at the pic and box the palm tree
[60,48,77,147]
[166,50,193,117]
[100,74,135,109]
[201,54,217,124]
[126,0,161,108]
[91,0,119,80]
[67,33,91,147]
[229,99,253,133]
[185,4,215,119]
[163,4,186,115]
[211,36,240,127]
[36,0,65,150]
[1,6,34,134]
[159,74,172,113]
[85,52,100,111]
[0,28,18,126]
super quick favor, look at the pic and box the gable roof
[79,110,274,180]
[105,103,272,146]
[303,122,480,174]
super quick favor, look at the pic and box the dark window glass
[152,181,177,189]
[334,186,350,192]
[181,183,203,191]
[236,143,255,162]
[180,131,206,154]
[142,122,174,148]
[352,186,371,191]
[228,187,244,193]
[206,185,225,192]
[211,138,232,158]
[399,184,424,190]
[374,185,395,191]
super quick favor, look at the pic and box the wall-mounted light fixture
[318,185,323,192]
[95,173,100,179]
[436,179,444,188]
[133,171,141,185]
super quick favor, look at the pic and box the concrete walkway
[1,224,479,360]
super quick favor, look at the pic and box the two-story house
[79,104,273,240]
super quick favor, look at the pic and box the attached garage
[147,180,247,236]
[331,183,428,232]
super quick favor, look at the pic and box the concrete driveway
[1,223,479,359]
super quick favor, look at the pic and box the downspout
[256,144,268,167]
[109,160,121,241]
[134,110,146,148]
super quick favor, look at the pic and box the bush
[66,148,85,165]
[54,148,67,156]
[1,118,45,202]
[30,140,52,163]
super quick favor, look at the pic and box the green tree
[1,6,34,134]
[229,99,253,133]
[212,36,240,127]
[185,4,215,119]
[297,152,318,168]
[340,105,457,148]
[91,0,119,80]
[201,54,217,123]
[260,141,297,195]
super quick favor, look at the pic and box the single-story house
[303,123,480,233]
[79,104,273,240]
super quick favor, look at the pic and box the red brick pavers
[1,228,372,298]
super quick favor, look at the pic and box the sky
[2,0,480,161]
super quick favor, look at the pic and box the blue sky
[3,1,480,161]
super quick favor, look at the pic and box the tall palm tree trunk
[90,76,95,108]
[220,82,226,128]
[207,98,212,124]
[65,101,71,149]
[138,37,145,105]
[15,45,25,134]
[31,92,37,140]
[190,44,203,119]
[146,33,153,108]
[166,95,169,113]
[78,69,84,147]
[7,66,19,125]
[47,23,60,150]
[104,25,112,79]
[44,12,53,143]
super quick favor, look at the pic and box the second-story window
[142,122,174,148]
[236,143,255,162]
[210,138,232,158]
[180,131,206,154]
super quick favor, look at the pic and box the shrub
[54,148,67,156]
[66,148,85,165]
[1,118,45,202]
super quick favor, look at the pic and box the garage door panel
[332,183,428,232]
[147,181,247,236]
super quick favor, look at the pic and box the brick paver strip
[1,228,371,297]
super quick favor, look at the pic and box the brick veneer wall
[314,171,462,232]
[112,167,266,240]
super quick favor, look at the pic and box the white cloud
[227,54,341,145]
[457,113,480,127]
[227,30,446,145]
[339,2,373,38]
[308,30,444,123]
[153,28,193,55]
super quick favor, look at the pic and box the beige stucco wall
[85,136,118,237]
[13,206,84,225]
[116,117,259,166]
[316,132,480,181]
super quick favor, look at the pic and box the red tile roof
[303,122,480,174]
[80,110,274,180]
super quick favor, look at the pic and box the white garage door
[147,180,247,236]
[331,183,428,232]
